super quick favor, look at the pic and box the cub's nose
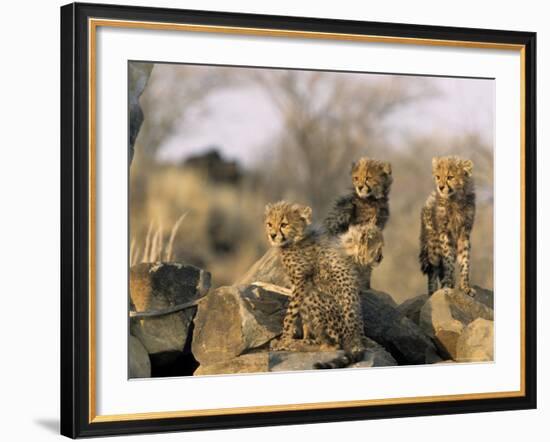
[357,185,364,191]
[270,233,277,240]
[439,185,445,191]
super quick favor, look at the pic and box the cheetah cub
[419,156,476,296]
[264,201,368,368]
[324,157,393,235]
[324,157,391,289]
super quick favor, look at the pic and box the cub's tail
[313,349,365,369]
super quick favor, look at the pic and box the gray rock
[129,335,151,378]
[368,289,398,308]
[130,262,211,355]
[192,284,289,365]
[472,285,494,310]
[236,248,290,288]
[128,62,153,164]
[456,318,494,362]
[361,290,442,365]
[397,294,430,325]
[419,288,493,359]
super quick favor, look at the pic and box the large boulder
[192,283,289,365]
[456,318,494,362]
[130,262,211,356]
[419,288,494,359]
[361,290,441,365]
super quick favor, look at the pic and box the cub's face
[264,201,312,247]
[340,223,384,267]
[432,156,473,198]
[351,158,392,199]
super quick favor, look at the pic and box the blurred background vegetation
[130,63,494,303]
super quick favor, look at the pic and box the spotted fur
[419,156,476,296]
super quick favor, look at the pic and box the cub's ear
[462,159,474,176]
[264,203,273,215]
[432,157,440,171]
[350,161,357,172]
[382,161,392,175]
[293,204,312,224]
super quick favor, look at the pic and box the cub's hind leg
[439,233,456,289]
[420,246,440,295]
[420,205,441,295]
[457,234,476,297]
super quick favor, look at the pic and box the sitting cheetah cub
[324,157,393,235]
[419,156,476,296]
[264,201,371,369]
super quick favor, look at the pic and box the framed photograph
[60,2,537,438]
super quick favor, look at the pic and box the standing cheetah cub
[324,157,393,235]
[419,156,476,296]
[264,201,369,368]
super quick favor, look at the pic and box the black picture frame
[60,2,537,438]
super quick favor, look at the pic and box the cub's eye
[436,175,440,180]
[280,222,288,228]
[448,175,454,179]
[266,222,272,228]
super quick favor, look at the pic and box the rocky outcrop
[419,288,494,359]
[128,257,494,378]
[129,262,210,357]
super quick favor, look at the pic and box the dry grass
[130,213,187,266]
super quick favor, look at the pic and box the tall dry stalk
[130,213,187,266]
